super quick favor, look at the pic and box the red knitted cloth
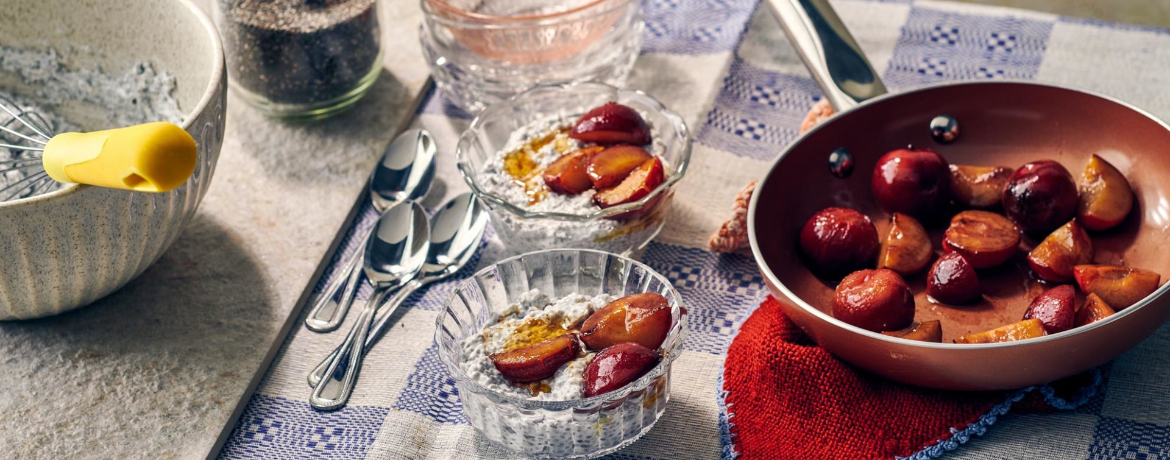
[721,296,1097,460]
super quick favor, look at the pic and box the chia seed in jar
[216,0,381,114]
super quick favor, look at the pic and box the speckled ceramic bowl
[0,0,226,319]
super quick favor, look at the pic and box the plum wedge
[593,157,665,209]
[1027,219,1093,283]
[491,334,580,383]
[570,102,651,146]
[587,145,652,189]
[954,319,1046,344]
[949,164,1011,209]
[943,210,1021,269]
[580,292,673,351]
[583,343,661,397]
[878,212,933,276]
[881,320,943,342]
[1078,154,1134,231]
[1073,265,1161,310]
[1075,293,1116,327]
[542,146,601,195]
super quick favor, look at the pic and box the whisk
[0,94,198,202]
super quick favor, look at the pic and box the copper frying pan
[748,0,1170,390]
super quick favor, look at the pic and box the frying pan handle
[764,0,888,110]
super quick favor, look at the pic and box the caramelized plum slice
[1002,160,1078,235]
[1078,154,1134,231]
[593,157,665,209]
[1073,265,1162,310]
[927,252,981,305]
[587,145,652,189]
[583,343,661,397]
[870,148,952,221]
[800,207,880,279]
[949,164,1011,209]
[832,269,915,332]
[542,146,602,195]
[881,320,943,342]
[878,213,932,276]
[571,102,651,146]
[1075,293,1116,327]
[943,210,1021,269]
[1027,219,1093,283]
[490,334,579,383]
[580,292,673,351]
[954,319,1046,344]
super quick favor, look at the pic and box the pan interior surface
[753,82,1170,344]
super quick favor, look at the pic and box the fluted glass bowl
[435,249,686,459]
[456,83,691,257]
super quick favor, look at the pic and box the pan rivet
[930,115,960,144]
[829,148,854,178]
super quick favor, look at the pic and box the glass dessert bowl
[456,83,691,256]
[420,0,643,113]
[435,249,687,459]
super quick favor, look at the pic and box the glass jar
[214,0,382,119]
[420,0,643,114]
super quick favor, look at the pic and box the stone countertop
[0,0,1166,459]
[0,1,430,459]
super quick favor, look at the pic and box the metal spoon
[309,202,430,411]
[307,193,489,388]
[305,129,437,332]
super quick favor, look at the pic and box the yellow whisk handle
[42,122,197,193]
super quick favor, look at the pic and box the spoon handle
[307,279,424,388]
[304,245,365,332]
[308,286,392,411]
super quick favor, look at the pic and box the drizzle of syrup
[501,127,572,205]
[503,315,571,351]
[503,149,539,181]
[518,380,553,396]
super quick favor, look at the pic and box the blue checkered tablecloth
[217,0,1170,458]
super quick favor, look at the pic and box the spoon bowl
[304,129,438,332]
[307,193,489,389]
[310,202,430,410]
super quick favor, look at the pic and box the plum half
[1002,160,1078,235]
[871,148,952,221]
[799,207,880,279]
[943,210,1021,269]
[832,268,915,332]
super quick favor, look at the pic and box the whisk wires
[0,94,57,201]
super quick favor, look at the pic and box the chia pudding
[459,289,614,400]
[476,101,673,255]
